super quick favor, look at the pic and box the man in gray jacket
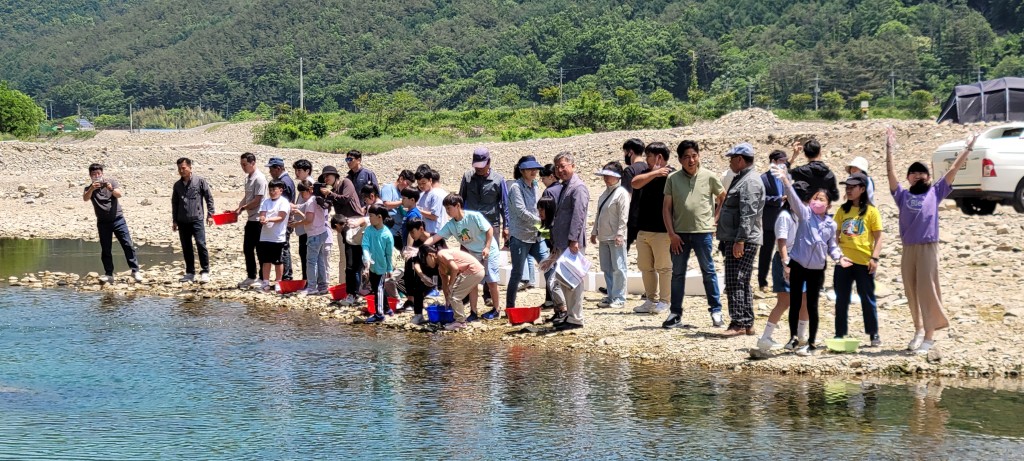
[717,143,765,336]
[172,157,216,283]
[544,151,590,331]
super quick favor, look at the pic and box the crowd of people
[83,127,976,352]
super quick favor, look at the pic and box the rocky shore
[2,112,1023,383]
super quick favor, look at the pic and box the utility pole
[888,69,897,103]
[813,74,820,111]
[558,67,564,105]
[129,103,133,133]
[976,66,983,83]
[747,83,753,108]
[299,57,305,111]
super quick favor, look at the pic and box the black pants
[176,220,209,275]
[369,271,386,315]
[281,227,293,280]
[404,257,432,315]
[757,208,780,288]
[244,221,262,279]
[345,240,364,294]
[789,260,826,345]
[297,233,308,281]
[97,217,139,276]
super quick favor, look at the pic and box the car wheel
[957,198,979,215]
[1014,179,1024,213]
[975,200,997,215]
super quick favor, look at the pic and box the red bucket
[277,280,306,294]
[365,295,399,315]
[328,284,347,301]
[211,212,238,225]
[506,307,540,325]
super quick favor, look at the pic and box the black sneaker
[662,313,682,329]
[466,312,480,322]
[547,311,567,324]
[517,281,529,292]
[598,287,608,294]
[554,321,583,332]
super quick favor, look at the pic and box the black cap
[317,165,340,183]
[907,161,929,175]
[840,172,868,187]
[792,180,811,202]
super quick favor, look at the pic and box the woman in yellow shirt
[833,172,884,346]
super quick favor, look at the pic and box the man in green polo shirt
[660,140,726,329]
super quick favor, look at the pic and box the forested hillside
[1,0,1021,118]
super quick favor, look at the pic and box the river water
[2,287,1023,460]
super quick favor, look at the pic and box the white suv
[932,123,1024,215]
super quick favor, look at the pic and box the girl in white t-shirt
[756,189,810,352]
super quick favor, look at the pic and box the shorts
[469,249,501,284]
[771,252,806,293]
[257,241,285,265]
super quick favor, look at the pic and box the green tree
[0,81,45,137]
[649,88,673,107]
[909,90,933,118]
[788,93,813,112]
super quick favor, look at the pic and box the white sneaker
[795,345,811,356]
[757,337,782,352]
[915,340,935,355]
[653,302,668,314]
[784,337,800,351]
[199,273,210,284]
[632,300,655,313]
[250,280,267,290]
[298,288,315,296]
[132,271,144,283]
[908,332,925,351]
[711,312,724,327]
[410,314,426,325]
[340,294,358,306]
[180,273,195,283]
[238,278,256,289]
[98,275,113,284]
[609,301,625,309]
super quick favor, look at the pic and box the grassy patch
[204,122,230,133]
[283,133,501,154]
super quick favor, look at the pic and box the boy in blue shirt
[425,193,501,320]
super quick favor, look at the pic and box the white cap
[847,156,869,174]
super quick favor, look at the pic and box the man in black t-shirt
[620,138,646,251]
[629,142,674,314]
[82,163,141,284]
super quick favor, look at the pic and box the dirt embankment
[2,110,1023,382]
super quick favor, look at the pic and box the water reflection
[1,288,1023,460]
[0,238,179,279]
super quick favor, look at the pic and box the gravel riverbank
[2,112,1023,383]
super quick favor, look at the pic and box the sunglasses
[345,157,355,163]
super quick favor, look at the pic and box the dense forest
[1,0,1022,119]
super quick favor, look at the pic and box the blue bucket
[426,304,455,324]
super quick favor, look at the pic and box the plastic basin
[211,212,238,225]
[328,284,347,301]
[426,304,455,324]
[825,338,861,353]
[276,280,307,294]
[506,306,540,325]
[365,295,399,315]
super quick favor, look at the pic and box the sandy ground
[2,111,1024,383]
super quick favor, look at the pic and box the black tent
[937,77,1024,124]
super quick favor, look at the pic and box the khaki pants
[636,231,672,304]
[450,271,485,322]
[901,243,948,332]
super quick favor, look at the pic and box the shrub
[0,81,46,138]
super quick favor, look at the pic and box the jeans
[297,233,308,281]
[305,231,330,292]
[281,227,294,280]
[833,263,879,337]
[176,220,209,275]
[243,221,262,279]
[598,240,627,304]
[506,237,551,308]
[669,233,721,316]
[97,217,139,276]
